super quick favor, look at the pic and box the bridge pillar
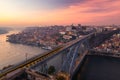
[60,42,82,74]
[60,38,90,79]
[69,43,81,75]
[61,46,75,73]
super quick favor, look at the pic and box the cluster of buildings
[94,33,120,53]
[7,24,95,50]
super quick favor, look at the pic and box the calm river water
[0,30,46,69]
[74,55,120,80]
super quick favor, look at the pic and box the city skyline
[0,0,120,27]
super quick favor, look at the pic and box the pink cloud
[0,0,120,26]
[50,0,120,25]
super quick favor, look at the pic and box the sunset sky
[0,0,120,27]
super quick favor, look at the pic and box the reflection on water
[74,55,120,80]
[0,30,46,69]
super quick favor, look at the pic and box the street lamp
[25,53,28,62]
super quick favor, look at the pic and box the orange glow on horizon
[0,0,120,27]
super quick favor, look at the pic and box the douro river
[0,30,46,70]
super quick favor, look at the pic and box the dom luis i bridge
[0,29,119,80]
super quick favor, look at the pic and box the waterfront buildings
[7,24,95,49]
[94,32,120,53]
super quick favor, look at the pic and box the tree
[48,66,56,75]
